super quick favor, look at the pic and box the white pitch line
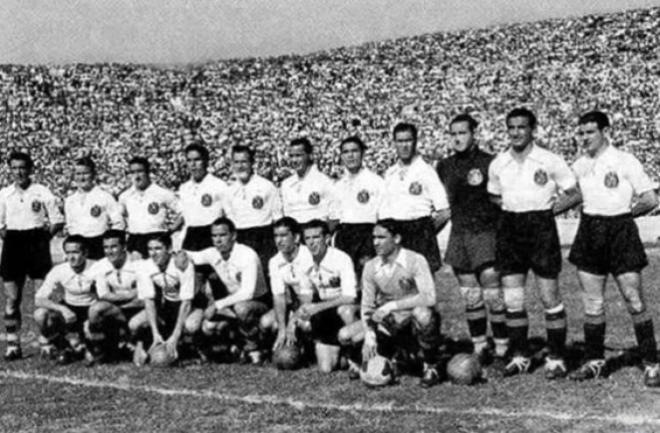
[2,369,659,427]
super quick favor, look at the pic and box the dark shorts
[182,225,212,251]
[496,210,561,279]
[236,225,277,271]
[43,302,90,336]
[396,217,441,273]
[82,235,105,260]
[310,307,347,345]
[334,223,375,274]
[569,213,647,276]
[127,232,169,259]
[158,299,183,337]
[445,227,497,274]
[0,229,52,281]
[64,302,90,334]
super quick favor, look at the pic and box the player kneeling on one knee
[34,235,97,364]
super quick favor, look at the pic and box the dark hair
[212,216,236,233]
[450,114,479,132]
[231,145,255,163]
[392,122,418,142]
[146,232,172,249]
[273,216,301,237]
[8,151,33,170]
[302,219,330,236]
[578,110,610,130]
[75,156,96,176]
[290,137,313,155]
[63,235,88,252]
[128,157,150,173]
[184,143,210,165]
[375,219,403,237]
[102,229,127,246]
[340,136,367,154]
[506,107,537,129]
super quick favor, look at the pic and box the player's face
[211,223,235,255]
[147,239,170,268]
[103,237,126,266]
[74,164,95,192]
[129,162,150,190]
[303,226,328,259]
[507,116,534,151]
[340,141,363,173]
[372,225,398,258]
[450,121,474,153]
[186,150,207,182]
[289,144,310,175]
[577,121,606,156]
[10,159,31,187]
[64,242,87,269]
[394,130,416,163]
[274,226,298,255]
[232,151,253,182]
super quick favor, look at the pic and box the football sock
[545,304,567,359]
[489,308,508,357]
[505,310,529,357]
[584,313,606,360]
[632,311,657,364]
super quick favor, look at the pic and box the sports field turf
[3,251,660,432]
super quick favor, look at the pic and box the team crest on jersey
[147,202,160,215]
[308,191,321,205]
[252,195,264,209]
[398,277,417,294]
[200,193,213,207]
[408,181,422,195]
[31,200,42,213]
[328,275,341,287]
[604,171,619,189]
[90,205,102,217]
[467,168,483,186]
[357,189,370,204]
[533,169,548,186]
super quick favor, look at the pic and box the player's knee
[87,301,109,322]
[460,286,484,309]
[259,312,276,332]
[412,306,434,327]
[625,294,645,315]
[479,267,500,287]
[336,305,358,325]
[184,315,202,335]
[33,307,49,327]
[583,291,604,316]
[232,302,255,322]
[128,315,146,334]
[201,319,217,336]
[503,287,525,312]
[483,287,505,311]
[318,359,334,374]
[337,326,353,346]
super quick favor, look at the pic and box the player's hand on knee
[61,308,76,324]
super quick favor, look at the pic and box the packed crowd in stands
[1,7,659,205]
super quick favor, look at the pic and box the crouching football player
[34,235,97,364]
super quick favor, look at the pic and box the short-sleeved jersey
[437,146,500,232]
[119,183,180,234]
[334,168,384,224]
[223,174,283,230]
[380,156,449,220]
[303,247,357,301]
[573,145,657,216]
[0,182,64,231]
[35,260,97,307]
[268,245,314,298]
[188,243,268,300]
[136,257,195,303]
[65,186,124,237]
[280,166,335,223]
[178,173,226,227]
[488,144,576,212]
[90,257,140,301]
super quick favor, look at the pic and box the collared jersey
[119,183,180,234]
[380,156,449,220]
[136,257,195,303]
[334,168,384,224]
[437,146,500,232]
[269,245,314,298]
[65,186,124,237]
[302,247,357,301]
[573,145,657,216]
[0,182,64,231]
[280,166,335,223]
[188,243,268,300]
[178,173,227,227]
[223,174,283,229]
[488,144,576,212]
[35,260,97,307]
[90,257,140,300]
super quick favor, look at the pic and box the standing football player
[437,114,508,362]
[0,151,64,360]
[488,108,581,379]
[568,111,660,386]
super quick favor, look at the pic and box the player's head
[211,217,237,255]
[506,108,536,151]
[63,235,88,269]
[74,156,96,192]
[231,145,254,182]
[146,233,172,267]
[340,136,366,173]
[289,137,313,175]
[8,151,33,186]
[392,122,417,163]
[102,230,127,266]
[273,217,301,255]
[577,111,610,156]
[373,219,402,258]
[302,219,330,260]
[128,157,151,190]
[449,114,478,153]
[184,142,209,182]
